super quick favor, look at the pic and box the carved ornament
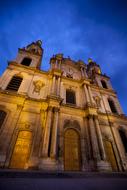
[33,80,45,94]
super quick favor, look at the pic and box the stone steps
[0,169,127,178]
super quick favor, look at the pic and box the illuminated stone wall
[0,41,127,172]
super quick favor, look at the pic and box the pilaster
[88,115,101,161]
[94,115,106,161]
[50,107,59,158]
[42,106,53,157]
[83,84,90,105]
[109,122,126,171]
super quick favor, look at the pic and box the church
[0,40,127,172]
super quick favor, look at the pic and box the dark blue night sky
[0,0,127,114]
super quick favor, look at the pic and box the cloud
[0,0,127,114]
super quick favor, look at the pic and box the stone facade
[0,40,127,172]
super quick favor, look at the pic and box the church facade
[0,40,127,172]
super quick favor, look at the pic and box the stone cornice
[94,73,110,79]
[18,48,42,57]
[90,84,117,96]
[50,68,63,77]
[0,90,48,104]
[8,62,49,75]
[0,89,27,99]
[97,111,127,122]
[47,94,63,104]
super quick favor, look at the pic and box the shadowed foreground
[0,170,127,190]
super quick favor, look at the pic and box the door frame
[63,127,81,171]
[9,130,33,169]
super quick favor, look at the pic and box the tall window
[6,76,23,92]
[21,58,32,66]
[108,99,117,114]
[66,89,76,105]
[119,129,127,152]
[0,110,7,128]
[101,80,108,89]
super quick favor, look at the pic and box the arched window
[6,76,23,92]
[21,58,32,66]
[119,129,127,152]
[108,99,117,114]
[66,89,76,105]
[101,80,108,89]
[0,110,7,128]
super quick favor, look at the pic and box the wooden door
[64,129,81,171]
[10,131,32,169]
[104,140,118,171]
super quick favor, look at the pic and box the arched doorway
[103,140,118,171]
[9,131,32,169]
[64,129,81,171]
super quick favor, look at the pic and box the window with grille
[66,90,76,105]
[108,99,117,114]
[21,58,32,66]
[6,76,23,92]
[0,110,7,128]
[119,129,127,152]
[101,80,108,89]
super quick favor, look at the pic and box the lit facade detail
[0,40,127,172]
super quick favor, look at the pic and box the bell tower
[9,40,43,69]
[87,58,101,77]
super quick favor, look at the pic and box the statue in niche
[33,80,45,94]
[94,96,101,107]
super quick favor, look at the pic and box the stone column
[50,107,59,158]
[94,115,106,160]
[57,77,61,96]
[88,115,100,161]
[42,106,53,157]
[81,136,87,170]
[54,60,58,69]
[58,60,62,70]
[88,86,94,105]
[51,75,56,94]
[110,123,125,171]
[83,84,90,105]
[39,109,46,157]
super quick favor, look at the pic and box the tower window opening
[21,58,32,66]
[66,89,76,105]
[6,76,23,92]
[0,110,7,128]
[119,129,127,152]
[108,99,117,114]
[101,80,108,89]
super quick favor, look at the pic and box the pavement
[0,170,127,190]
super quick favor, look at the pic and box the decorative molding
[99,119,108,126]
[63,119,81,131]
[33,80,45,94]
[17,104,23,110]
